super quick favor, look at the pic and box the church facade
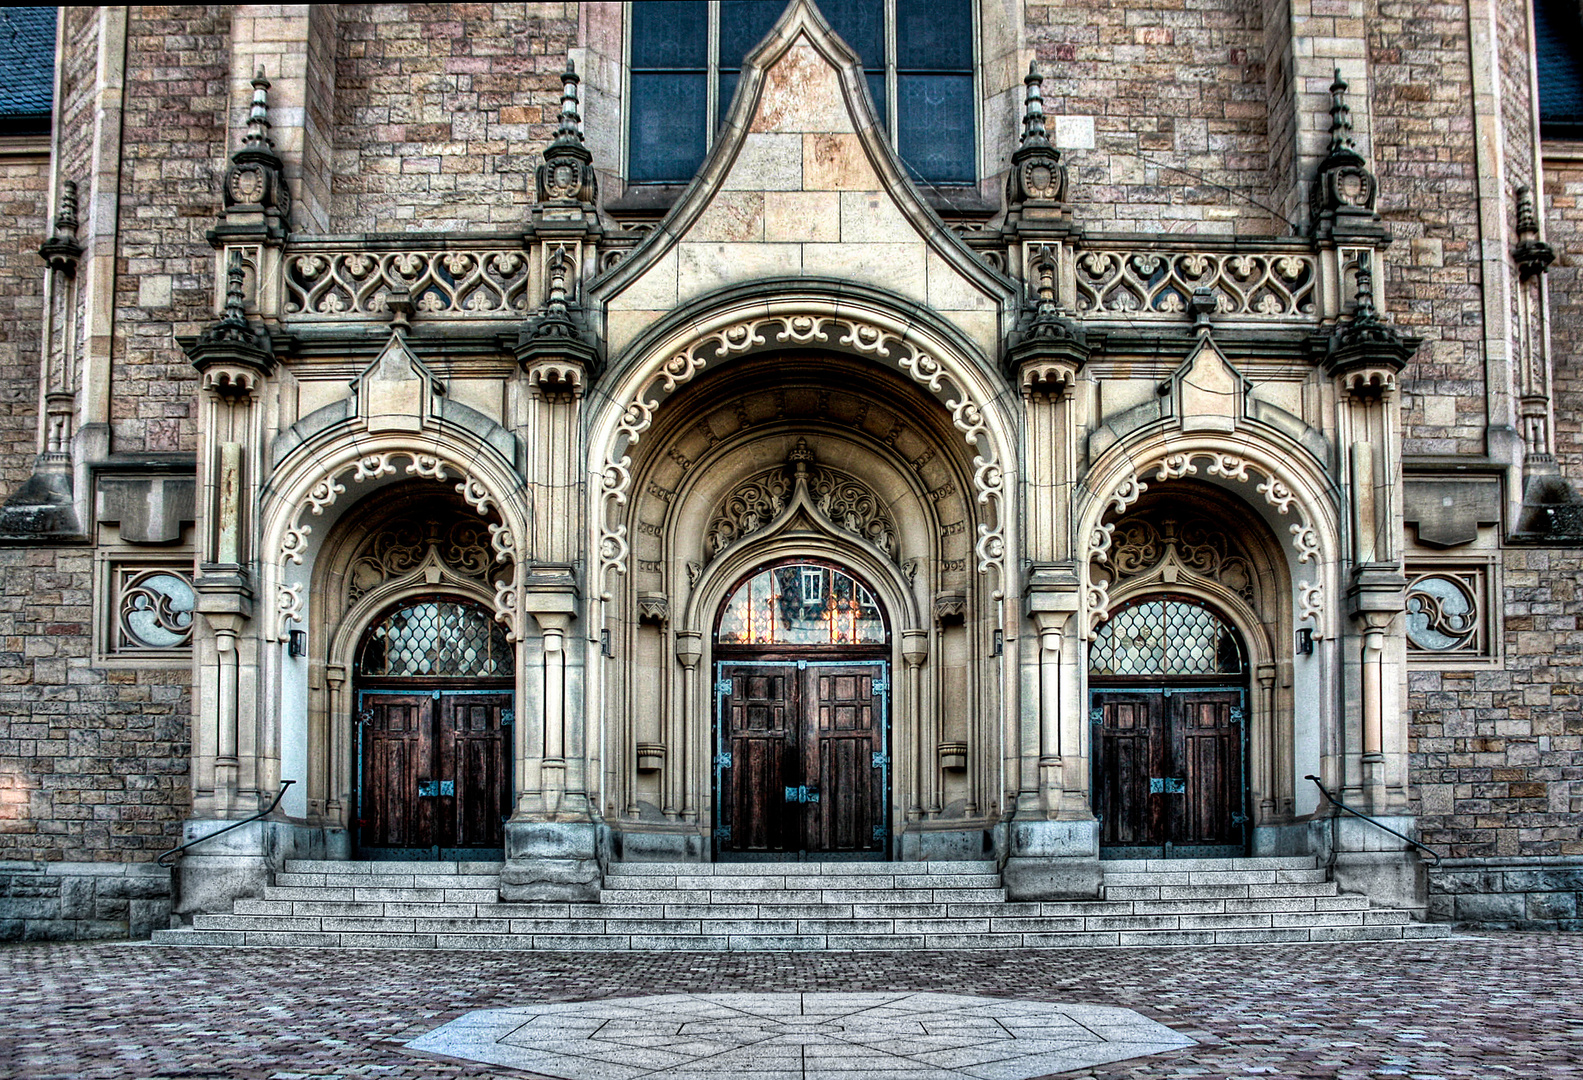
[1,0,1581,939]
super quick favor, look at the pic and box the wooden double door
[714,658,889,859]
[357,687,512,857]
[1092,686,1247,856]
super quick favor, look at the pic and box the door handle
[783,785,820,804]
[418,780,455,797]
[1149,777,1186,794]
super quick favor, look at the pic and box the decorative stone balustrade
[282,243,532,321]
[1074,246,1318,322]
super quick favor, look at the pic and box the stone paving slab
[406,992,1195,1079]
[2,932,1579,1079]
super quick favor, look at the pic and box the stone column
[901,629,928,821]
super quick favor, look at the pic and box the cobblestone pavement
[1,933,1579,1079]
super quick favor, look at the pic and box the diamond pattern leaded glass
[360,600,513,677]
[1090,599,1243,677]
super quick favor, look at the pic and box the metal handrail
[1304,775,1441,868]
[157,780,295,868]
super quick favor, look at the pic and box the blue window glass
[630,2,709,182]
[628,0,974,185]
[0,7,56,137]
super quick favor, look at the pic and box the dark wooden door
[359,690,511,853]
[1093,688,1244,851]
[716,660,887,858]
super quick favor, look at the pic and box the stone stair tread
[163,856,1452,952]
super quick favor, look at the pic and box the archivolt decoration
[1085,450,1327,637]
[598,313,1006,599]
[273,450,517,638]
[705,464,898,563]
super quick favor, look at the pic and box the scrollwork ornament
[1084,576,1112,636]
[281,523,311,565]
[1256,475,1296,515]
[277,582,305,633]
[305,476,345,516]
[488,522,514,563]
[493,569,521,643]
[1205,454,1250,483]
[456,474,495,516]
[1298,581,1324,631]
[406,454,448,481]
[352,453,396,482]
[1290,522,1321,564]
[1109,473,1146,516]
[1155,453,1197,481]
[1089,521,1115,563]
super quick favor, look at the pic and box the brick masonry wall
[1027,0,1280,235]
[0,861,170,941]
[110,5,233,456]
[329,3,579,233]
[0,152,47,494]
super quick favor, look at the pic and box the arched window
[358,598,513,678]
[716,562,887,646]
[1090,598,1244,678]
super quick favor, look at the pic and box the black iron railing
[1304,774,1441,867]
[157,780,295,869]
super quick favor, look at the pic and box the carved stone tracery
[345,516,501,607]
[704,460,899,564]
[1094,515,1258,605]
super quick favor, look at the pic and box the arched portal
[354,596,514,859]
[1089,596,1250,858]
[713,559,891,861]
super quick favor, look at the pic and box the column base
[500,820,602,902]
[1002,819,1101,899]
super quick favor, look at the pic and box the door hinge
[796,660,807,670]
[1089,708,1103,725]
[784,785,820,803]
[357,709,374,727]
[715,751,732,769]
[1230,706,1245,725]
[871,752,890,769]
[872,825,888,842]
[872,679,888,694]
[713,826,731,840]
[500,708,513,727]
[1149,777,1186,794]
[1231,812,1250,826]
[716,678,732,695]
[432,690,443,700]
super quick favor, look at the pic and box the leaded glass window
[716,563,887,646]
[359,599,514,678]
[1090,599,1244,678]
[627,0,975,185]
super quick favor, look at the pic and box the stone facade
[0,0,1579,940]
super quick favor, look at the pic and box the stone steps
[152,855,1452,950]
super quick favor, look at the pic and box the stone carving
[345,517,497,605]
[285,248,530,319]
[1404,570,1482,654]
[1097,516,1257,605]
[117,569,196,650]
[1075,249,1315,319]
[598,312,1006,599]
[704,451,899,564]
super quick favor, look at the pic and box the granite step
[150,856,1453,951]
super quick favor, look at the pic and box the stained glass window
[359,599,514,678]
[1090,598,1243,677]
[716,563,886,646]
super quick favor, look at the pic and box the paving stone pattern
[407,992,1198,1080]
[3,932,1580,1079]
[152,856,1449,951]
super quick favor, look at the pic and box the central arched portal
[713,559,891,861]
[1089,596,1251,858]
[355,597,514,859]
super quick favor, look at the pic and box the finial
[1021,61,1050,149]
[1327,67,1356,156]
[1515,185,1539,242]
[1513,184,1556,279]
[1032,244,1057,308]
[55,180,78,233]
[244,67,274,149]
[546,245,572,312]
[1351,257,1378,322]
[222,252,248,323]
[788,437,815,470]
[556,60,584,145]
